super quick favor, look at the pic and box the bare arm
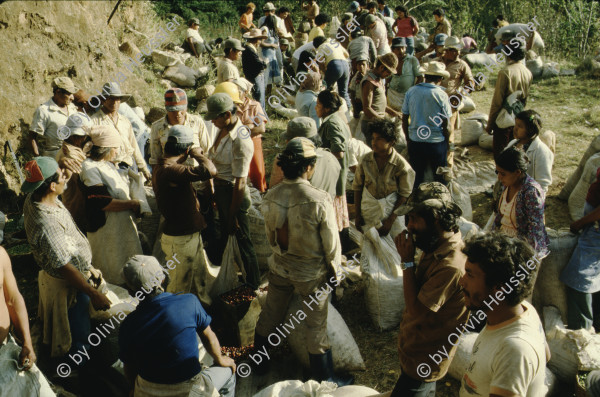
[361,82,381,120]
[1,248,35,369]
[395,231,430,317]
[102,199,140,213]
[28,131,40,157]
[200,326,236,372]
[571,204,600,233]
[57,263,111,311]
[402,113,410,143]
[187,37,199,57]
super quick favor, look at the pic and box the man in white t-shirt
[459,232,550,397]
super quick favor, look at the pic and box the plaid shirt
[24,195,92,278]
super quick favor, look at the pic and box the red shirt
[395,17,415,37]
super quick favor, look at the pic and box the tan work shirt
[91,110,148,172]
[261,178,341,282]
[489,60,533,125]
[397,232,469,381]
[352,149,415,199]
[441,58,475,97]
[217,58,241,84]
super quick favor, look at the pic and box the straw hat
[377,52,398,73]
[243,28,267,40]
[443,36,464,51]
[421,61,450,78]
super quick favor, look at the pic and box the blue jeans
[324,59,351,109]
[391,371,436,397]
[67,291,91,360]
[201,366,236,397]
[404,36,415,56]
[407,140,448,189]
[252,73,266,111]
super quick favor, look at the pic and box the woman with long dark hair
[492,146,549,257]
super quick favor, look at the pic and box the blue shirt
[402,82,452,143]
[118,293,212,384]
[295,90,320,129]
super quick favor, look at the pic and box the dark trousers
[391,371,436,397]
[251,73,266,112]
[566,286,594,330]
[68,291,91,360]
[407,140,448,189]
[492,123,514,161]
[213,184,260,289]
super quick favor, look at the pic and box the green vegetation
[151,0,599,61]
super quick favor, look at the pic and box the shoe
[252,333,270,376]
[309,349,354,387]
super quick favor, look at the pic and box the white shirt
[207,118,254,183]
[506,137,554,193]
[149,113,211,165]
[186,27,204,44]
[30,99,78,153]
[80,158,130,200]
[217,58,241,84]
[293,42,316,61]
[460,301,548,397]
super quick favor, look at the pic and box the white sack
[0,338,56,397]
[539,130,556,154]
[568,153,600,220]
[248,206,272,272]
[532,228,578,324]
[544,306,600,381]
[527,57,544,78]
[464,53,497,68]
[559,134,600,200]
[478,133,494,150]
[285,296,366,372]
[210,236,243,299]
[460,118,485,146]
[447,332,478,381]
[459,96,476,113]
[360,190,405,330]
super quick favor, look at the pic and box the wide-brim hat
[378,52,398,73]
[422,61,450,78]
[101,82,131,101]
[243,28,268,40]
[443,36,464,50]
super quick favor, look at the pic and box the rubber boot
[252,333,270,376]
[309,349,354,387]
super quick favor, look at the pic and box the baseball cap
[21,157,59,193]
[347,1,360,13]
[282,137,317,159]
[223,38,245,52]
[282,117,318,141]
[434,33,448,46]
[204,93,234,121]
[52,77,79,94]
[166,125,194,144]
[164,88,188,112]
[122,255,169,292]
[395,182,461,216]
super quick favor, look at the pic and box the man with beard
[459,232,549,397]
[392,182,468,396]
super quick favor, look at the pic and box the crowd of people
[2,1,600,397]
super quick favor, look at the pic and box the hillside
[0,0,181,199]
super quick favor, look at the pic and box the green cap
[204,93,234,121]
[21,157,59,193]
[283,117,317,141]
[395,182,460,216]
[224,38,245,51]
